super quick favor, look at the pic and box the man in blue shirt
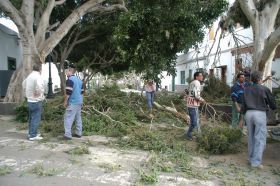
[231,73,249,128]
[63,66,84,140]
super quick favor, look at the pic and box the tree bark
[1,0,126,102]
[237,0,280,90]
[4,42,39,102]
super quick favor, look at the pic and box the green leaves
[114,0,228,81]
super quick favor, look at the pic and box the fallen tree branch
[153,102,190,124]
[83,106,124,126]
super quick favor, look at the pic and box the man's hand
[64,101,68,109]
[235,102,241,112]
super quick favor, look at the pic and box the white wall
[169,15,256,90]
[0,24,22,70]
[41,63,61,93]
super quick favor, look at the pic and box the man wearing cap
[63,66,84,140]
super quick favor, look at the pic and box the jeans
[64,104,83,138]
[28,101,42,138]
[231,103,241,128]
[245,110,267,167]
[186,107,200,138]
[146,91,155,109]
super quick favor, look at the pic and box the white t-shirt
[22,71,45,102]
[185,80,204,107]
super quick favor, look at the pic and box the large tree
[114,0,228,82]
[223,0,280,81]
[0,0,126,102]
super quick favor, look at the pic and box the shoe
[27,133,41,138]
[29,136,43,141]
[182,134,193,141]
[62,135,72,140]
[251,164,263,169]
[72,134,81,138]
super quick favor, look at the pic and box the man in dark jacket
[241,71,276,169]
[231,73,249,128]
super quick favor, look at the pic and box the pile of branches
[15,84,189,137]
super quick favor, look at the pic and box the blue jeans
[146,91,155,109]
[245,110,267,167]
[28,101,42,138]
[64,104,83,138]
[186,107,200,138]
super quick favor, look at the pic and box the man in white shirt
[22,63,45,141]
[184,72,205,140]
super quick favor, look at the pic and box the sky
[0,18,18,33]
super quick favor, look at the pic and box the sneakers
[251,164,264,169]
[29,135,43,141]
[72,134,82,138]
[62,135,72,140]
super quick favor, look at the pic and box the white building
[161,19,280,92]
[0,23,22,71]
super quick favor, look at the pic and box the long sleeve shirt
[22,71,45,102]
[231,81,249,104]
[185,80,204,107]
[241,83,276,114]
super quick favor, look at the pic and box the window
[180,71,185,84]
[7,57,16,70]
[188,69,193,81]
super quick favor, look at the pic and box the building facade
[161,21,280,92]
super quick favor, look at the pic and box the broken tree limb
[83,106,125,126]
[153,102,190,124]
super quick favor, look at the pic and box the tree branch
[47,21,60,32]
[258,27,280,71]
[0,0,25,30]
[55,0,66,6]
[39,0,107,59]
[35,0,56,48]
[237,0,257,29]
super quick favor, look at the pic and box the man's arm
[193,81,205,102]
[64,79,74,108]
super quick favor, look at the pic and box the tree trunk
[252,12,276,90]
[4,44,39,102]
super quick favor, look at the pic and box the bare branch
[0,0,25,30]
[258,27,280,71]
[237,0,257,29]
[55,0,66,6]
[39,0,107,59]
[35,0,56,48]
[47,21,60,32]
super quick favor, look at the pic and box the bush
[15,99,29,122]
[203,77,231,104]
[196,125,242,154]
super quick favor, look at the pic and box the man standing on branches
[184,72,205,141]
[241,71,276,169]
[63,65,84,140]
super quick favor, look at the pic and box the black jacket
[241,83,276,114]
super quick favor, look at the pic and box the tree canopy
[114,0,228,81]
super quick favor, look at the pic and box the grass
[26,164,63,177]
[65,146,90,155]
[0,166,13,176]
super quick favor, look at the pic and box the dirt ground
[0,115,279,186]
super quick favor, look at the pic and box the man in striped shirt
[63,66,84,140]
